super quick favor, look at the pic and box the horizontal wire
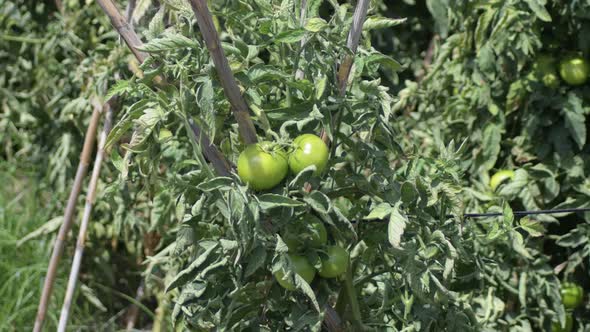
[462,207,590,219]
[359,207,590,223]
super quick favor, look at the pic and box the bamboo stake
[187,0,258,145]
[57,103,115,332]
[187,117,233,176]
[33,104,102,332]
[320,1,371,329]
[125,0,137,24]
[96,0,148,64]
[295,0,307,80]
[320,0,370,143]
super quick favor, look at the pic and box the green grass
[0,162,108,331]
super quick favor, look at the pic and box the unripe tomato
[319,246,349,278]
[551,313,573,332]
[559,55,589,86]
[490,170,515,191]
[237,142,288,191]
[288,134,329,175]
[283,215,328,251]
[274,255,316,290]
[534,55,559,88]
[561,282,584,310]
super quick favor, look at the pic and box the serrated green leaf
[519,217,545,237]
[275,29,306,43]
[304,17,327,32]
[196,177,234,192]
[524,0,552,22]
[365,202,392,220]
[388,205,407,248]
[363,17,407,31]
[258,194,304,210]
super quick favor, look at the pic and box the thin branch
[187,0,258,145]
[320,0,370,143]
[57,102,115,332]
[33,104,102,332]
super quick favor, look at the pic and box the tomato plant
[20,0,590,330]
[237,142,288,190]
[288,134,329,175]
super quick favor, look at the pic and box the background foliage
[1,0,588,331]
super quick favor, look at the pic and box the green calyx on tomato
[561,282,584,310]
[534,55,559,88]
[559,55,589,86]
[319,246,349,278]
[288,134,329,175]
[237,141,288,191]
[274,255,316,291]
[490,169,515,191]
[283,215,328,251]
[551,313,573,332]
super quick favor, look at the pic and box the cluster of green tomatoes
[552,282,585,332]
[236,134,349,289]
[276,216,349,291]
[237,134,329,191]
[534,54,589,87]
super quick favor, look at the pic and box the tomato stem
[344,258,364,330]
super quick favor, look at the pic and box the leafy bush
[3,0,589,330]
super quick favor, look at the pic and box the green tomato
[237,142,288,191]
[551,313,573,332]
[559,55,589,86]
[534,55,559,88]
[158,128,173,143]
[288,134,329,175]
[490,170,515,191]
[561,282,584,310]
[283,215,328,251]
[319,246,349,278]
[274,255,316,291]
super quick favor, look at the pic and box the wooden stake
[187,0,258,145]
[33,103,102,332]
[96,0,148,63]
[320,0,370,143]
[57,102,114,332]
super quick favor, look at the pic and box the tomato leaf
[304,17,327,32]
[258,194,304,210]
[275,29,306,43]
[365,202,392,220]
[196,177,234,192]
[519,217,545,237]
[388,205,407,248]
